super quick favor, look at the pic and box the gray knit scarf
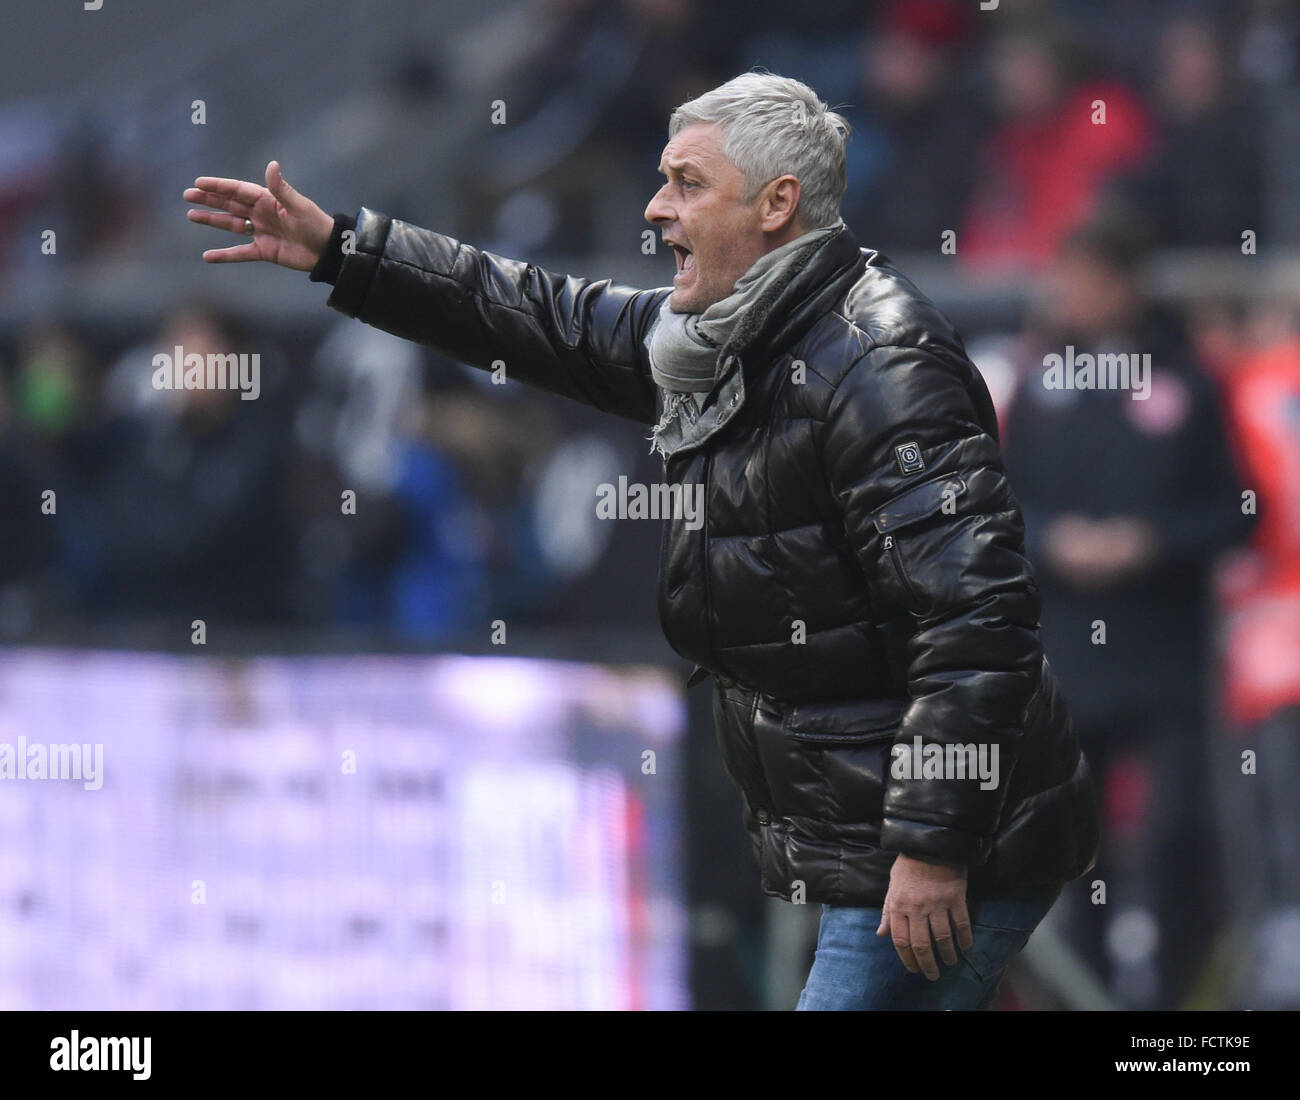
[645,221,842,454]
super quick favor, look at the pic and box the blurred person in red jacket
[960,22,1151,273]
[1211,297,1300,1008]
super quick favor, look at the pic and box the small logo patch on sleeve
[894,441,925,475]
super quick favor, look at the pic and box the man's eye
[681,179,698,190]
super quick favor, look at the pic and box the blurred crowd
[0,306,668,641]
[2,0,1299,1010]
[0,0,1292,269]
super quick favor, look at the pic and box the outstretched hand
[184,161,335,271]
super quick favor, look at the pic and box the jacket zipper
[882,534,924,613]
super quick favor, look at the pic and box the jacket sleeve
[316,206,667,425]
[818,344,1044,868]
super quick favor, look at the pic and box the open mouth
[670,242,695,278]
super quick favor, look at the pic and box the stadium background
[1,0,1298,1009]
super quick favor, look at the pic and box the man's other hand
[184,161,334,271]
[1043,513,1160,589]
[876,853,974,980]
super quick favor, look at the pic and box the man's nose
[644,185,672,225]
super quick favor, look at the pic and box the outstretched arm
[185,163,665,424]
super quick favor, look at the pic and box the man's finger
[265,160,302,212]
[876,908,890,937]
[202,242,261,264]
[187,208,250,235]
[193,176,266,207]
[907,914,940,980]
[929,909,958,967]
[891,914,920,975]
[183,187,254,217]
[952,899,974,952]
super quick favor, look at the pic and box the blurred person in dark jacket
[841,0,987,253]
[1001,213,1255,1007]
[1125,15,1264,248]
[87,306,293,626]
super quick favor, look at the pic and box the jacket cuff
[323,207,393,316]
[309,212,359,285]
[881,816,991,867]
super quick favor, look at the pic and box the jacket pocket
[870,475,967,616]
[772,696,910,826]
[782,696,910,745]
[870,475,967,533]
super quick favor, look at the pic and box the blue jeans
[795,882,1062,1010]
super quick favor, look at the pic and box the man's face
[644,122,779,313]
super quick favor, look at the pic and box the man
[185,72,1098,1010]
[1003,215,1254,1007]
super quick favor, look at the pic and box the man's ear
[761,175,802,234]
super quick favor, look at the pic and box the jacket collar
[653,222,866,460]
[725,220,865,368]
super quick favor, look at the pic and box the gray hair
[669,71,851,230]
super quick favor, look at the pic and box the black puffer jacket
[312,209,1099,907]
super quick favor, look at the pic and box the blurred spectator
[841,0,987,252]
[0,113,139,284]
[288,319,431,634]
[311,362,504,644]
[460,0,717,254]
[1212,296,1300,1008]
[85,306,293,625]
[1240,0,1299,90]
[1124,16,1264,247]
[0,320,102,631]
[960,23,1151,271]
[331,382,494,643]
[412,370,564,625]
[1000,213,1255,1007]
[289,321,570,640]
